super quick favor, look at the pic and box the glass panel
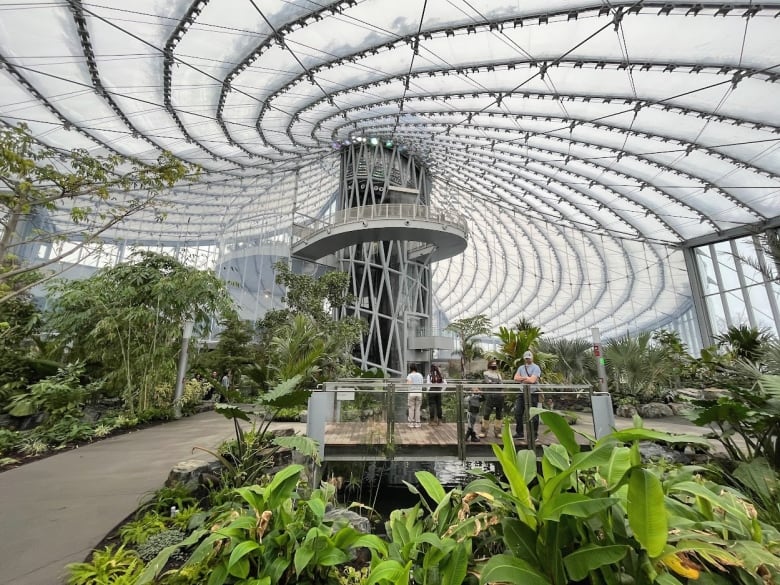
[712,241,740,292]
[705,293,729,334]
[745,284,779,335]
[695,248,719,295]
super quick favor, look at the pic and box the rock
[701,388,729,401]
[639,442,690,464]
[80,406,102,424]
[272,428,296,438]
[668,402,689,416]
[615,404,637,418]
[323,508,371,534]
[637,403,674,418]
[299,410,308,423]
[166,459,219,492]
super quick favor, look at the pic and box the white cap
[523,350,533,359]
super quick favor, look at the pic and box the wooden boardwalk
[323,421,589,461]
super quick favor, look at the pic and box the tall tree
[253,261,363,389]
[445,314,492,378]
[0,124,194,303]
[45,251,235,413]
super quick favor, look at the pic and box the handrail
[292,204,469,242]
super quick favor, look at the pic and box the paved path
[0,411,305,585]
[0,410,720,585]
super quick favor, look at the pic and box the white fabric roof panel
[1,0,778,338]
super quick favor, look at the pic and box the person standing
[426,364,446,425]
[513,350,542,439]
[465,388,483,442]
[480,359,504,438]
[406,364,424,428]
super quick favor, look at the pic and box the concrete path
[0,411,305,585]
[0,410,722,585]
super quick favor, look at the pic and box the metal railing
[292,204,469,243]
[307,379,600,461]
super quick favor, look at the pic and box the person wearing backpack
[513,350,542,439]
[426,364,446,425]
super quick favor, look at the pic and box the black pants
[428,391,442,420]
[514,391,539,436]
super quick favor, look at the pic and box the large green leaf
[261,374,305,408]
[442,541,469,585]
[314,547,351,566]
[415,470,447,504]
[627,469,667,557]
[365,560,411,585]
[539,493,618,522]
[599,446,633,490]
[542,442,615,502]
[273,435,320,464]
[516,449,538,485]
[264,463,303,509]
[229,540,261,572]
[604,427,709,448]
[136,529,208,585]
[353,534,389,558]
[214,402,251,422]
[540,411,579,456]
[501,517,539,565]
[479,554,551,585]
[563,544,628,581]
[542,444,570,474]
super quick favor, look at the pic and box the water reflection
[323,459,499,519]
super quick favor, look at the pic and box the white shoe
[408,423,414,428]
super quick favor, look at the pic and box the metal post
[524,385,535,447]
[173,320,195,419]
[591,327,608,394]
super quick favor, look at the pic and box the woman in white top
[406,364,424,428]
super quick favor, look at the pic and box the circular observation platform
[291,204,468,262]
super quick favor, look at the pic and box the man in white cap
[513,350,542,439]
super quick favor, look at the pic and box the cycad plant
[714,324,774,362]
[604,332,672,403]
[537,337,594,383]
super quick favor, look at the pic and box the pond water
[322,459,499,519]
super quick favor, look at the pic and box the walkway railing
[292,204,469,242]
[307,379,609,462]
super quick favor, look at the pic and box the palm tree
[714,324,774,362]
[537,337,593,383]
[604,332,672,402]
[445,314,492,378]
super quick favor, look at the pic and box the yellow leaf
[660,552,701,579]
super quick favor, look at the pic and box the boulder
[701,387,729,401]
[299,410,308,423]
[323,508,371,534]
[637,402,674,418]
[166,459,220,492]
[668,402,690,416]
[615,404,637,418]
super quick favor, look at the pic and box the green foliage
[0,428,20,456]
[137,529,189,563]
[715,324,775,362]
[139,465,384,585]
[687,373,780,467]
[137,485,198,517]
[604,331,674,402]
[536,337,594,384]
[119,512,168,546]
[5,361,95,418]
[205,377,320,489]
[491,325,542,374]
[254,262,363,391]
[66,545,143,585]
[1,123,195,300]
[46,251,235,414]
[445,314,492,377]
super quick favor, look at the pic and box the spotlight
[385,139,394,148]
[331,142,341,149]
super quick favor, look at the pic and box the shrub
[0,428,20,456]
[119,512,168,546]
[66,545,142,585]
[136,529,188,563]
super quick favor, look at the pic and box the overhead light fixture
[369,137,379,146]
[385,139,394,148]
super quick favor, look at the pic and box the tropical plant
[715,324,775,362]
[66,545,143,585]
[137,465,387,585]
[686,373,780,468]
[119,512,168,546]
[445,314,492,378]
[491,325,543,374]
[5,361,95,419]
[46,251,235,414]
[199,376,320,489]
[604,332,673,402]
[0,123,194,303]
[255,261,363,392]
[536,337,594,384]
